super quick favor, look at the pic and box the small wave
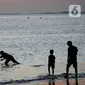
[0,73,85,84]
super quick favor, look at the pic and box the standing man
[66,41,78,78]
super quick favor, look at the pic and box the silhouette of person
[0,51,20,66]
[66,41,78,78]
[48,49,55,75]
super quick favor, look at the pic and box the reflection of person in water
[66,78,78,85]
[66,41,78,78]
[49,81,55,85]
[0,51,20,66]
[48,49,55,75]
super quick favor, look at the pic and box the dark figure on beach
[66,41,78,78]
[48,49,55,75]
[0,51,20,66]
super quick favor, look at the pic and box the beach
[0,65,85,85]
[0,14,85,84]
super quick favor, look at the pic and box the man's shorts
[67,59,77,68]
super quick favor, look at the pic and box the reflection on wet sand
[39,80,66,85]
[66,78,78,85]
[48,81,55,85]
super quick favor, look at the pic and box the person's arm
[54,56,55,64]
[0,55,5,61]
[67,48,69,62]
[74,46,78,56]
[48,56,49,64]
[1,58,5,61]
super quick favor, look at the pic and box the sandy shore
[18,78,85,85]
[1,65,85,85]
[1,62,85,85]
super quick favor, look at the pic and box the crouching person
[0,51,20,66]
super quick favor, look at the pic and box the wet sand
[39,79,85,85]
[1,62,85,84]
[19,78,85,85]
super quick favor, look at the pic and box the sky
[0,0,85,13]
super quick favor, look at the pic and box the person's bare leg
[75,68,78,85]
[48,67,50,75]
[52,68,54,75]
[11,57,19,64]
[73,62,78,85]
[66,62,71,78]
[73,62,78,78]
[75,68,77,78]
[66,65,69,77]
[5,60,10,66]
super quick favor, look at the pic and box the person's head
[0,51,4,54]
[67,41,72,47]
[50,49,54,55]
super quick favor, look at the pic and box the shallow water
[0,14,85,82]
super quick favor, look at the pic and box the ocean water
[0,14,85,83]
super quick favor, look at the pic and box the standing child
[48,49,55,75]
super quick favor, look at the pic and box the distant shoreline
[0,12,85,15]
